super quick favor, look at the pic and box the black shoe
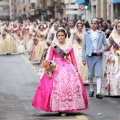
[89,91,94,97]
[96,94,103,99]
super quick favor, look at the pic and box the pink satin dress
[32,44,88,112]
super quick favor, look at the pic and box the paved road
[0,53,120,120]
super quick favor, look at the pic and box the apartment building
[90,0,120,21]
[0,0,120,22]
[90,0,110,20]
[0,0,16,20]
[111,0,120,21]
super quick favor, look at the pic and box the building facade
[90,0,120,22]
[0,0,16,20]
[0,0,120,22]
[111,0,120,21]
[90,0,111,20]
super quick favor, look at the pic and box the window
[31,3,35,9]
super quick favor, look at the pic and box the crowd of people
[0,17,120,115]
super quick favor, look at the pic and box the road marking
[30,67,36,69]
[21,54,41,76]
[76,115,88,120]
[23,58,28,61]
[36,73,41,75]
[26,62,31,63]
[28,64,33,66]
[21,56,26,59]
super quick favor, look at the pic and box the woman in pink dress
[32,28,88,116]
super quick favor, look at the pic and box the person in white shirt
[82,18,108,99]
[69,20,76,35]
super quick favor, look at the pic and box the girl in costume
[37,24,47,61]
[29,37,41,62]
[27,33,35,52]
[0,32,16,55]
[102,21,120,96]
[47,22,60,44]
[32,28,88,116]
[39,22,60,64]
[70,21,88,83]
[17,36,25,54]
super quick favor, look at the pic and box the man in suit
[82,18,108,99]
[69,20,76,35]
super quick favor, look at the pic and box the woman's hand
[82,61,86,66]
[109,37,113,44]
[97,51,102,56]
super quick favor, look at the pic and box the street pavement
[0,53,120,120]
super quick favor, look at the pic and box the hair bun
[56,27,67,38]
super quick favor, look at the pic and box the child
[32,28,88,116]
[17,36,25,54]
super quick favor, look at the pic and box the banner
[76,0,85,3]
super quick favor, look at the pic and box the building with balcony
[90,0,110,20]
[64,0,78,20]
[66,0,89,21]
[14,0,41,21]
[29,0,38,18]
[90,0,120,22]
[0,0,16,20]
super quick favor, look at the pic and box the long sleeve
[46,47,54,60]
[69,33,74,45]
[70,48,78,72]
[100,33,108,54]
[82,33,87,61]
[47,31,52,41]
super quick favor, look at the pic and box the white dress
[17,40,25,54]
[102,36,120,95]
[70,32,88,82]
[27,38,34,51]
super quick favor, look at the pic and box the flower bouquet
[43,60,57,78]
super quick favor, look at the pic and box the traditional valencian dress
[32,43,88,112]
[1,34,16,54]
[17,39,25,54]
[27,36,34,52]
[102,35,120,96]
[70,32,88,82]
[0,36,5,53]
[37,30,47,61]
